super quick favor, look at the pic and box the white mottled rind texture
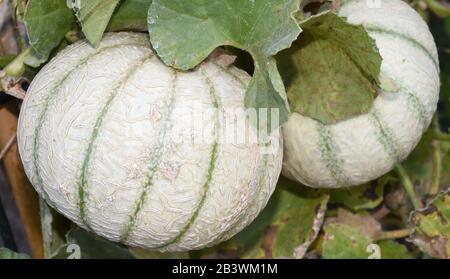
[17,32,283,251]
[282,0,440,188]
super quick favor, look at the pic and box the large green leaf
[148,0,302,128]
[0,248,30,259]
[378,240,415,259]
[23,0,76,63]
[277,12,382,124]
[321,209,395,259]
[107,0,152,31]
[193,177,329,259]
[73,0,121,46]
[322,222,373,259]
[409,190,450,259]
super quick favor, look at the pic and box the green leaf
[401,129,434,184]
[377,240,415,259]
[23,0,76,63]
[73,0,121,46]
[277,12,382,124]
[107,0,152,31]
[409,190,450,259]
[148,0,301,128]
[193,177,329,259]
[330,176,390,211]
[322,222,373,259]
[401,129,450,194]
[148,0,300,69]
[0,248,30,259]
[52,227,134,259]
[322,209,388,259]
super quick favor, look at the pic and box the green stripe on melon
[78,54,154,229]
[120,70,179,242]
[317,123,349,187]
[368,109,401,162]
[154,69,221,249]
[32,41,149,205]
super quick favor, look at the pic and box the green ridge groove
[403,91,429,132]
[120,70,179,242]
[369,109,401,162]
[211,61,271,243]
[77,53,154,228]
[31,42,148,205]
[210,61,272,241]
[204,62,273,243]
[154,68,221,249]
[317,123,349,187]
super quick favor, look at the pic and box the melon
[17,32,283,251]
[282,0,440,188]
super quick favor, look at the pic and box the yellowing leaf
[322,222,373,259]
[277,12,382,124]
[409,190,450,259]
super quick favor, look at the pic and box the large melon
[17,32,283,251]
[282,0,440,188]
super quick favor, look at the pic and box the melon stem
[395,165,423,210]
[429,140,441,196]
[374,228,411,241]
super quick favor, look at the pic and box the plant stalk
[429,140,441,195]
[374,228,411,241]
[395,165,423,210]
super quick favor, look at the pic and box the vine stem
[432,130,450,141]
[395,165,423,210]
[429,117,443,195]
[374,228,411,241]
[429,140,441,195]
[0,134,16,161]
[423,0,450,17]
